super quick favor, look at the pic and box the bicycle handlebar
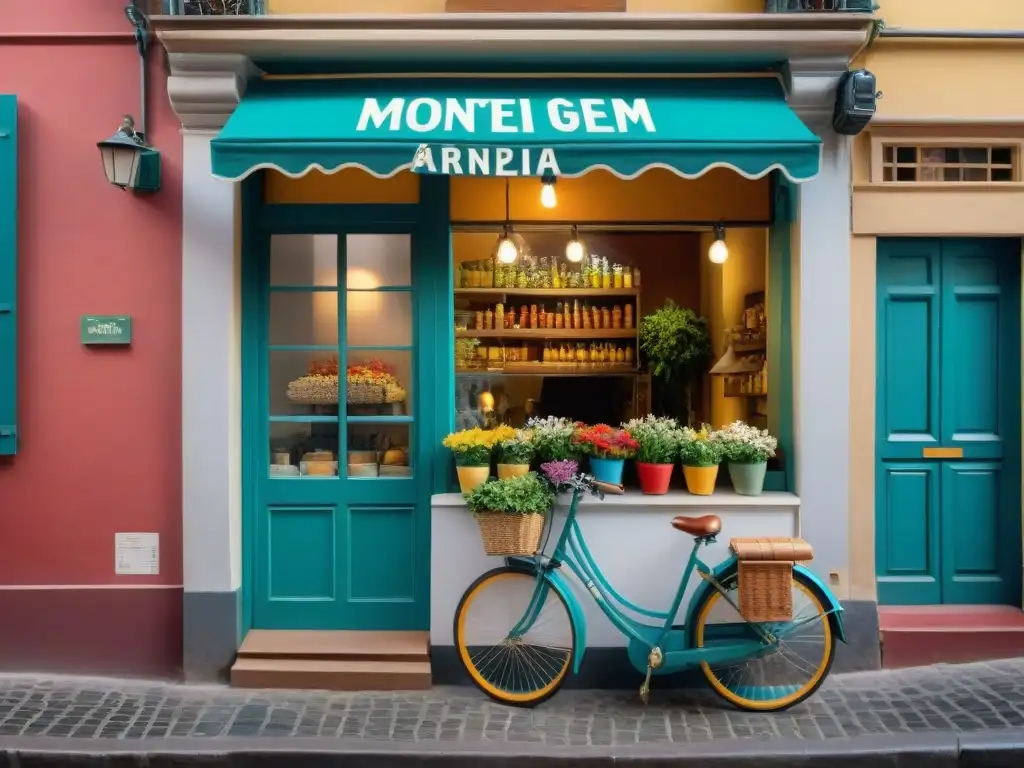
[593,480,625,495]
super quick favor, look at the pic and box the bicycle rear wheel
[692,568,836,712]
[454,566,574,707]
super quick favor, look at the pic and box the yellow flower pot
[457,465,491,495]
[682,464,719,496]
[497,463,531,480]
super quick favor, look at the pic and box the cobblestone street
[0,659,1019,747]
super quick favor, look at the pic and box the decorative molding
[787,57,851,136]
[151,13,874,64]
[167,53,262,131]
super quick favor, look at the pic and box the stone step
[231,657,432,691]
[880,605,1024,668]
[236,630,429,662]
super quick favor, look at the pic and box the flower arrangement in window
[286,356,407,406]
[286,355,341,405]
[346,359,406,405]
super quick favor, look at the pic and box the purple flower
[541,459,579,487]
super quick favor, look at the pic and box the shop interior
[266,168,775,478]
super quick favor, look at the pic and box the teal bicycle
[453,474,845,711]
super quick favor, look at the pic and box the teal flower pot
[728,461,768,496]
[589,457,625,485]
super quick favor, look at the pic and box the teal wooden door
[251,222,432,630]
[876,238,1022,606]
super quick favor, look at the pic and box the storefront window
[268,233,414,479]
[451,224,772,444]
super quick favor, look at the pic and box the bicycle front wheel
[692,568,836,712]
[454,567,575,707]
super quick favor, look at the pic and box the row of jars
[459,258,641,291]
[476,301,634,331]
[542,342,634,365]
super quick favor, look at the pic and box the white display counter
[430,490,800,648]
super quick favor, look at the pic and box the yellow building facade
[847,2,1024,662]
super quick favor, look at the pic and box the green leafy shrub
[465,472,555,516]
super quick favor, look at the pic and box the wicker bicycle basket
[730,538,814,623]
[473,512,545,556]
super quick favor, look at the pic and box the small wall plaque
[80,315,132,345]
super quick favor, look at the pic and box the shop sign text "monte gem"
[356,97,657,135]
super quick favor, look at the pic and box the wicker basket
[473,512,544,556]
[731,537,814,623]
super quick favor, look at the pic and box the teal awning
[211,77,821,183]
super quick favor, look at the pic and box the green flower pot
[728,461,768,496]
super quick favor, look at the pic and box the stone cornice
[167,53,261,131]
[152,12,873,64]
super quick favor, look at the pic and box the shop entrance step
[231,630,431,691]
[879,605,1024,669]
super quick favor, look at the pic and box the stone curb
[0,729,1022,767]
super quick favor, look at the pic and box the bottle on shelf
[624,304,633,329]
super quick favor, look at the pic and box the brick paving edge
[0,729,1023,767]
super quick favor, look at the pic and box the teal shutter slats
[0,96,17,456]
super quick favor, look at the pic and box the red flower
[573,423,639,459]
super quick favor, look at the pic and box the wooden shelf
[456,329,636,340]
[733,342,766,353]
[455,288,640,298]
[456,365,638,377]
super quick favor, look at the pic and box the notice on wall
[115,533,159,576]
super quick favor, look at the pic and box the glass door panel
[341,234,414,481]
[267,234,340,479]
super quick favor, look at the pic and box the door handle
[922,447,963,459]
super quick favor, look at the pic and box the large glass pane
[269,291,339,347]
[347,234,412,288]
[270,234,338,287]
[346,423,412,478]
[269,421,339,478]
[347,291,412,347]
[270,350,340,417]
[346,350,412,417]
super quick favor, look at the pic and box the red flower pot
[636,462,674,495]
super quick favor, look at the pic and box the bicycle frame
[508,486,845,676]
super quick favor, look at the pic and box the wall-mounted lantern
[97,116,161,193]
[98,1,161,194]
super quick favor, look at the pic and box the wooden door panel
[875,462,941,605]
[877,240,942,461]
[941,462,1008,604]
[941,243,1008,457]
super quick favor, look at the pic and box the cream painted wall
[848,2,1024,602]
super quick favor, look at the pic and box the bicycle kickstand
[639,647,664,704]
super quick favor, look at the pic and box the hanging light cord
[124,1,150,139]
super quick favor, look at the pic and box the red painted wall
[0,0,183,675]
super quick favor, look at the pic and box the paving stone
[0,660,1018,747]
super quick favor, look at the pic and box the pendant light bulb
[565,225,585,263]
[496,228,519,264]
[708,224,729,264]
[540,177,557,209]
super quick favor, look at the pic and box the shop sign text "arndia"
[356,97,657,135]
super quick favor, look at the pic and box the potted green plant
[525,416,580,463]
[678,424,723,496]
[713,421,778,496]
[442,427,497,494]
[622,415,683,495]
[639,301,711,426]
[497,430,534,480]
[465,472,556,556]
[572,423,639,486]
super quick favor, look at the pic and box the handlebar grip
[594,481,625,495]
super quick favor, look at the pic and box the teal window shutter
[0,96,16,455]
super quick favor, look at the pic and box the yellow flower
[488,425,517,445]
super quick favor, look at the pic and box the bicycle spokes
[695,574,833,711]
[456,571,574,704]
